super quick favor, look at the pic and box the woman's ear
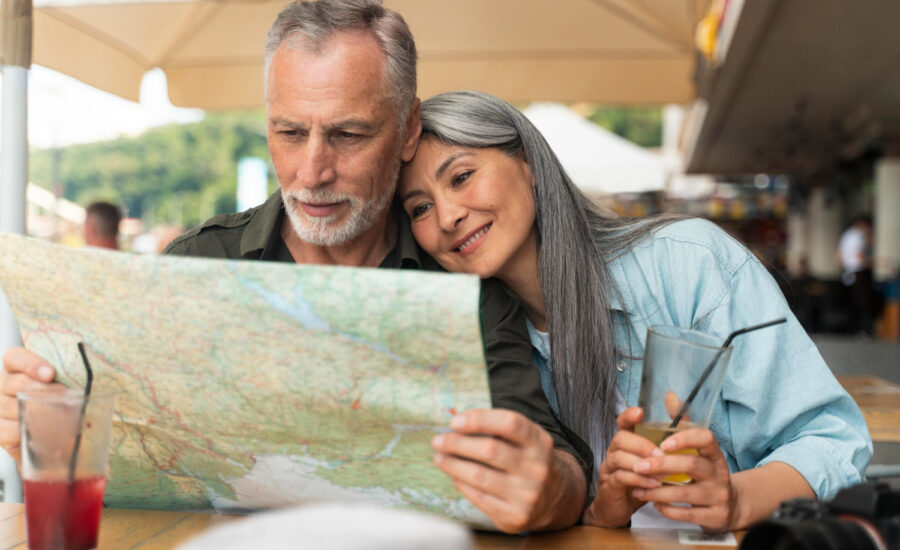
[517,150,534,187]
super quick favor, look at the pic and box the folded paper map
[0,232,493,527]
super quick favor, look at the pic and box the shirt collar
[379,205,432,270]
[240,191,286,260]
[607,255,630,312]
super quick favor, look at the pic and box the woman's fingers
[616,407,644,431]
[610,469,662,489]
[634,478,730,506]
[660,428,720,459]
[653,501,732,531]
[633,452,717,481]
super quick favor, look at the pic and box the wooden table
[0,504,741,549]
[836,375,900,442]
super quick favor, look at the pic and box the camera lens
[740,517,885,550]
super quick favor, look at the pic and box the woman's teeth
[456,224,491,252]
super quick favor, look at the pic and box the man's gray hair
[264,0,418,121]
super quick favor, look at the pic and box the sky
[0,65,204,150]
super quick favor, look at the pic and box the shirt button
[616,360,627,372]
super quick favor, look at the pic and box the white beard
[281,172,397,247]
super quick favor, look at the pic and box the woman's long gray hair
[419,91,682,450]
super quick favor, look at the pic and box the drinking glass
[636,326,731,484]
[19,389,115,550]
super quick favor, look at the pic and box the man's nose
[297,136,336,188]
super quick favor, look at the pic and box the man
[839,215,880,334]
[83,201,122,250]
[0,0,590,533]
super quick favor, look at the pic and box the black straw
[668,318,787,429]
[68,342,94,484]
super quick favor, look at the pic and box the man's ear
[401,98,422,163]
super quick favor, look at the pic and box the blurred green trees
[30,111,272,228]
[587,107,662,148]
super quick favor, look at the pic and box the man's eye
[410,203,431,219]
[337,131,361,140]
[280,130,301,138]
[451,171,472,186]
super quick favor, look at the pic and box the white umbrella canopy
[523,102,668,195]
[31,0,709,109]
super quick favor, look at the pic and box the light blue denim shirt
[527,218,872,500]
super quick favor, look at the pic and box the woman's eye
[451,171,472,186]
[410,203,431,219]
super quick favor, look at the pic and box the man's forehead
[269,32,389,89]
[265,31,395,117]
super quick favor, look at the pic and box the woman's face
[399,137,537,279]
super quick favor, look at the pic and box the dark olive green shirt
[164,191,592,480]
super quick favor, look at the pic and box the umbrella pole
[0,66,26,503]
[0,0,30,503]
[0,64,26,350]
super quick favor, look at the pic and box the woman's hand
[582,407,663,528]
[630,428,738,532]
[431,409,586,533]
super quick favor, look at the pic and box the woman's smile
[453,223,492,254]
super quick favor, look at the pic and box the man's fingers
[452,479,526,534]
[0,395,19,420]
[0,374,61,400]
[433,452,509,499]
[0,418,21,455]
[0,379,65,419]
[449,409,548,450]
[432,433,521,473]
[2,348,55,382]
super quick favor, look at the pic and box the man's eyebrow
[327,119,377,133]
[269,117,304,129]
[435,152,473,180]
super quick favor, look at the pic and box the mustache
[282,188,357,205]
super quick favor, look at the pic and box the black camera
[740,482,900,550]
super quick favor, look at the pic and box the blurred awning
[31,0,710,109]
[523,103,668,194]
[682,0,900,175]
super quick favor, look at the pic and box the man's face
[266,32,419,246]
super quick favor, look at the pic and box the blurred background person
[839,215,880,335]
[83,201,122,250]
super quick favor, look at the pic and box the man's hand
[0,347,62,463]
[431,408,585,533]
[630,428,737,532]
[582,407,661,527]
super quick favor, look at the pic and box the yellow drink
[634,421,699,485]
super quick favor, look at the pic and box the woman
[398,91,872,531]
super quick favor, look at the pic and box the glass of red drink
[18,389,115,550]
